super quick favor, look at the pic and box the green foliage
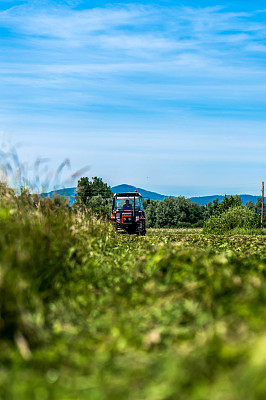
[2,184,266,399]
[245,199,256,212]
[75,176,90,206]
[203,206,261,234]
[252,196,266,227]
[76,176,112,204]
[255,196,264,215]
[213,194,242,216]
[86,194,112,218]
[0,191,77,345]
[75,176,113,217]
[145,196,205,228]
[145,199,158,228]
[144,195,246,229]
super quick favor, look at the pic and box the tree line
[144,194,264,228]
[75,177,265,229]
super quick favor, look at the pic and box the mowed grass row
[1,194,266,399]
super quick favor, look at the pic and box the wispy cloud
[1,3,266,53]
[1,3,265,77]
[0,3,148,39]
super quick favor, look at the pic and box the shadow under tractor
[111,190,146,235]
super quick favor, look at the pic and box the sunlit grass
[1,185,266,399]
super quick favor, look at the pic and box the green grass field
[1,198,266,399]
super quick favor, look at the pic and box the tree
[75,176,113,216]
[244,199,255,212]
[75,176,113,207]
[87,195,112,218]
[205,198,219,218]
[145,200,158,228]
[152,197,205,228]
[254,196,266,226]
[87,177,113,199]
[214,195,242,216]
[75,177,91,207]
[254,197,265,216]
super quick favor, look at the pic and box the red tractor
[111,190,146,235]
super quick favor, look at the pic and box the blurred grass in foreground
[1,183,266,399]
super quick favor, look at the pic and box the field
[1,200,266,399]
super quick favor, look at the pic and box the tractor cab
[111,191,146,235]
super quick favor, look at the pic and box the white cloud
[0,3,265,51]
[0,3,149,38]
[1,2,265,79]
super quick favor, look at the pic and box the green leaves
[75,176,113,213]
[1,186,266,400]
[203,206,261,234]
[146,197,204,228]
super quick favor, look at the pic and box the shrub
[203,206,260,234]
[213,194,242,216]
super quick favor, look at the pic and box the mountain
[41,185,260,206]
[41,184,166,204]
[111,184,165,201]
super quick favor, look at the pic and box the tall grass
[1,182,266,399]
[0,185,114,344]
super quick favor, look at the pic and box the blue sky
[1,0,266,195]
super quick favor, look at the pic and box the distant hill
[111,184,165,201]
[41,185,260,206]
[41,184,166,204]
[190,194,259,206]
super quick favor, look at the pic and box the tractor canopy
[113,192,144,212]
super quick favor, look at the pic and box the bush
[203,206,260,234]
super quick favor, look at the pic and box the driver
[122,199,133,211]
